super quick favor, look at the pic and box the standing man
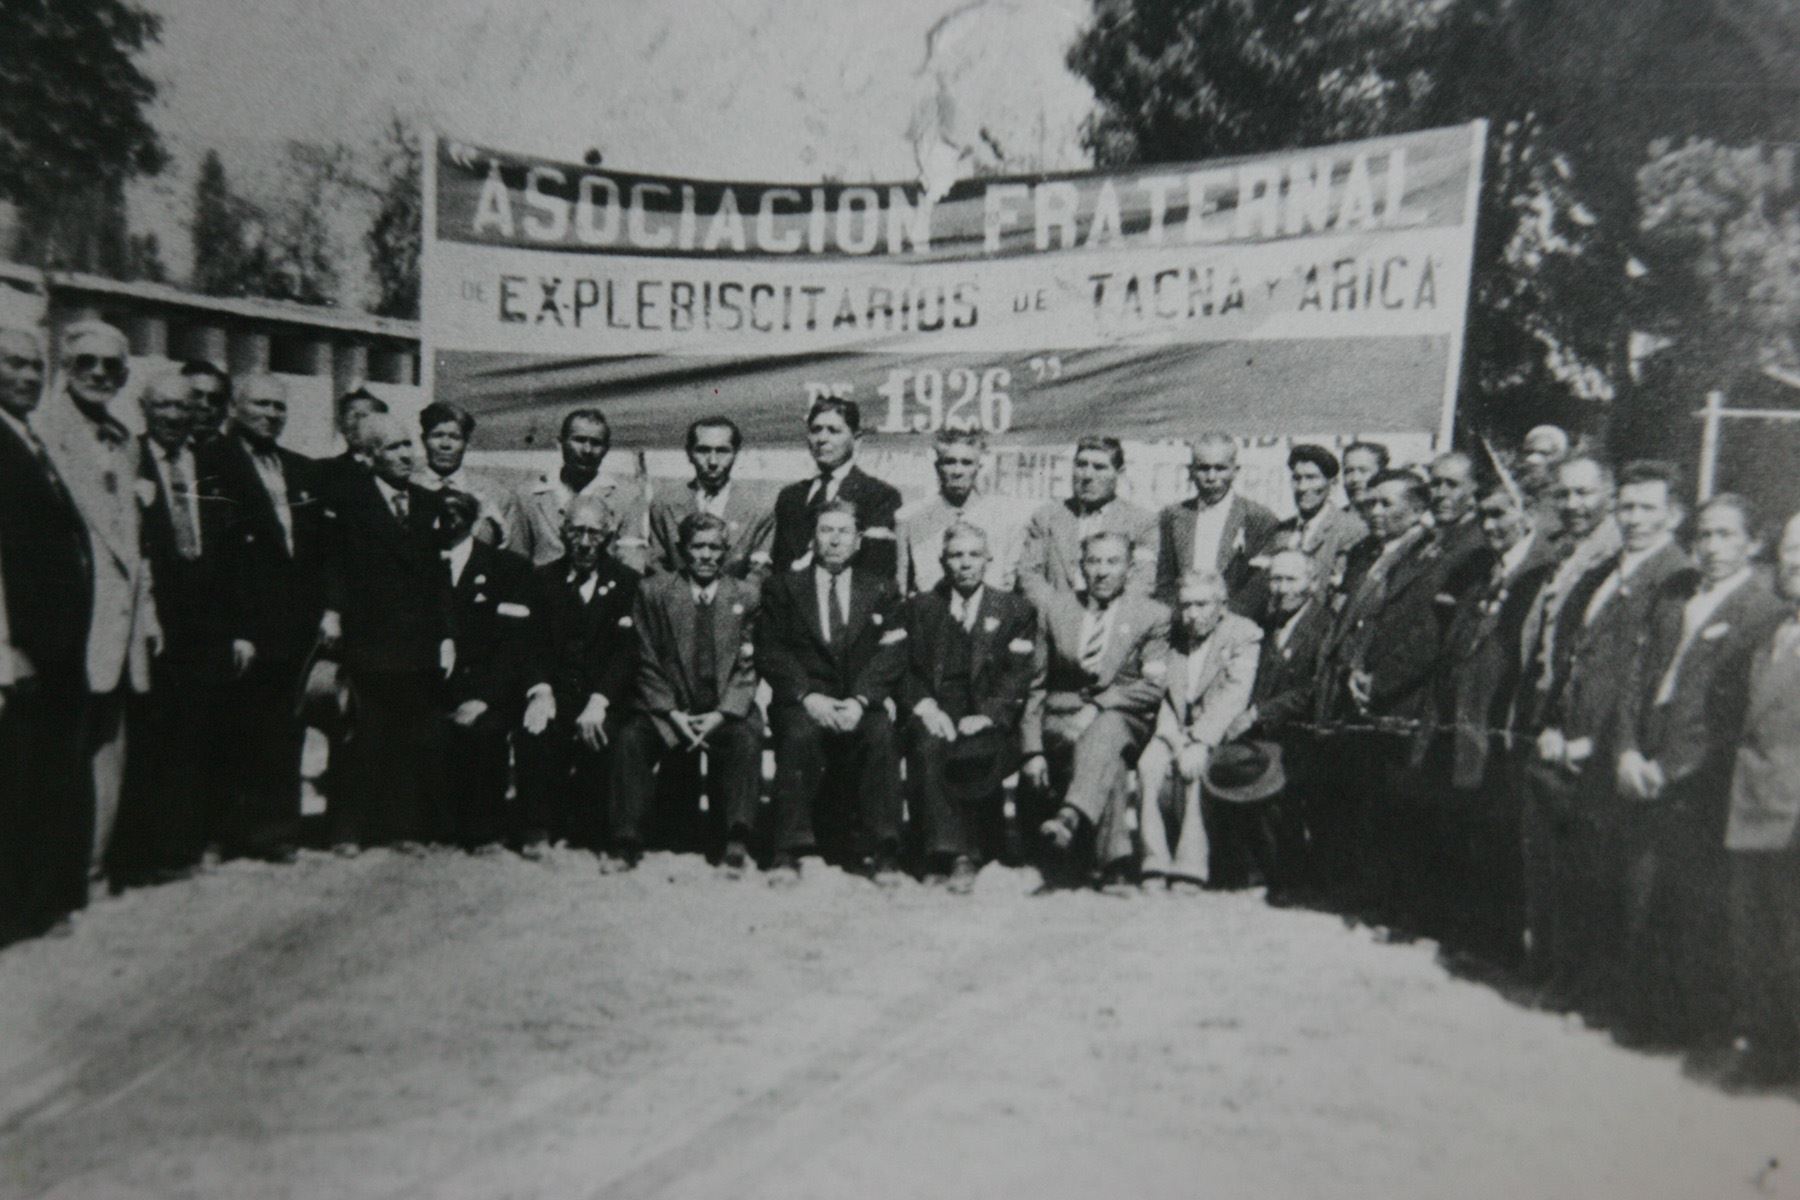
[1720,510,1800,1091]
[1426,451,1489,598]
[0,325,94,941]
[900,522,1040,890]
[314,387,388,498]
[516,407,651,573]
[1153,433,1278,613]
[1340,440,1390,519]
[646,416,777,588]
[1134,569,1262,889]
[1518,424,1571,535]
[320,413,454,851]
[896,427,1020,595]
[1264,443,1366,588]
[181,360,231,446]
[1613,494,1786,1047]
[415,401,526,552]
[756,499,907,885]
[1017,436,1157,610]
[1314,469,1446,925]
[430,488,536,852]
[515,496,641,860]
[612,512,764,872]
[36,320,160,882]
[1023,531,1171,888]
[112,372,233,880]
[198,373,329,862]
[769,398,902,580]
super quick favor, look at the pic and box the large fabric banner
[423,123,1485,455]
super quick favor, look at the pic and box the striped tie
[1080,607,1109,676]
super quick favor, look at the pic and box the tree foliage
[366,118,422,319]
[191,150,250,296]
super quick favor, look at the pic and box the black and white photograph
[2,1,1799,1195]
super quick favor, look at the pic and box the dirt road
[1,849,1794,1199]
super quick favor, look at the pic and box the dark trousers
[426,712,512,849]
[221,659,307,857]
[1520,761,1612,1001]
[769,703,898,861]
[0,686,90,944]
[1616,790,1733,1043]
[335,668,437,847]
[608,712,763,851]
[905,721,1009,863]
[1729,846,1800,1065]
[111,663,227,877]
[514,717,613,848]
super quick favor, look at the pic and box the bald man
[36,321,160,883]
[0,326,95,940]
[1154,434,1279,613]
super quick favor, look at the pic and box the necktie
[391,489,410,523]
[166,451,201,560]
[828,575,848,644]
[443,550,459,587]
[692,591,719,712]
[1080,605,1109,676]
[808,469,835,514]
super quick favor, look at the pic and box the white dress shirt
[693,483,732,519]
[443,537,474,587]
[949,585,985,632]
[1190,495,1232,571]
[245,442,294,551]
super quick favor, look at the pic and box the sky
[129,0,1099,286]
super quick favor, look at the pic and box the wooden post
[1696,390,1725,502]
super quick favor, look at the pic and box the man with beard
[613,512,763,872]
[757,499,908,886]
[515,407,652,573]
[896,427,1019,596]
[646,416,777,588]
[769,398,902,580]
[199,373,329,862]
[1024,531,1170,891]
[1613,494,1786,1048]
[515,496,641,861]
[1153,434,1278,614]
[1018,436,1156,609]
[414,401,525,553]
[899,522,1040,891]
[0,325,94,940]
[1134,569,1262,891]
[36,321,160,882]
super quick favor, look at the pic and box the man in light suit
[1260,443,1366,589]
[613,511,763,872]
[1017,436,1157,610]
[1135,569,1262,889]
[1023,531,1171,888]
[1613,494,1786,1047]
[1720,510,1800,1090]
[0,325,95,941]
[769,397,903,580]
[1153,434,1278,614]
[896,427,1020,596]
[757,499,908,884]
[514,407,651,573]
[36,320,160,880]
[899,522,1040,890]
[646,416,777,588]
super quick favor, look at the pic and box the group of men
[2,318,1797,1089]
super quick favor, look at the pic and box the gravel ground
[1,848,1795,1200]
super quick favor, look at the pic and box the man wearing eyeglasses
[36,321,161,886]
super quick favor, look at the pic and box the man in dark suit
[756,498,907,885]
[612,512,763,872]
[197,372,330,862]
[1340,440,1390,521]
[1314,469,1448,926]
[180,359,232,447]
[1613,493,1787,1047]
[320,413,454,851]
[1426,451,1489,600]
[646,416,777,589]
[900,521,1040,891]
[313,387,387,500]
[111,372,234,881]
[769,398,902,580]
[1530,460,1689,1014]
[0,326,95,942]
[1023,531,1171,889]
[515,495,641,861]
[428,489,535,852]
[1153,433,1279,614]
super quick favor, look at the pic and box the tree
[0,0,166,265]
[366,118,422,319]
[191,150,252,296]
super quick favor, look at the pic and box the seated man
[430,489,535,851]
[1135,569,1262,891]
[611,512,763,873]
[1022,531,1171,888]
[515,495,642,864]
[756,499,907,885]
[899,522,1041,892]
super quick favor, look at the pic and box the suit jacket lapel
[1218,497,1245,570]
[1172,500,1197,575]
[968,590,999,679]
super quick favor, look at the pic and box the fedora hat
[1205,739,1285,804]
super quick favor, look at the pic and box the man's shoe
[946,856,979,895]
[517,838,548,862]
[766,853,801,888]
[1039,807,1082,853]
[720,840,750,877]
[331,842,361,859]
[598,845,641,875]
[869,851,905,890]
